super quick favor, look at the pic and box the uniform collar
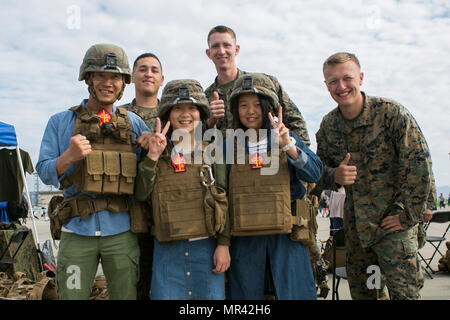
[331,92,374,133]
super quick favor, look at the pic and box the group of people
[36,25,436,300]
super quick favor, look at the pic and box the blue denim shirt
[36,99,149,237]
[225,130,323,200]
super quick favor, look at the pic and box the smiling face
[132,56,164,97]
[90,72,124,105]
[169,103,201,133]
[237,93,263,130]
[206,31,240,72]
[323,60,364,112]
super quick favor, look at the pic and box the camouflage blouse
[314,92,435,247]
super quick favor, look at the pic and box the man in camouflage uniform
[313,52,436,300]
[204,25,329,297]
[119,53,164,300]
[120,53,164,132]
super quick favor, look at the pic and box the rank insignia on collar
[172,153,187,172]
[249,153,264,169]
[97,109,112,125]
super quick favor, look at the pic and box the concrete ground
[315,208,450,300]
[26,208,450,300]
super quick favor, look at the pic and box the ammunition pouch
[48,195,148,240]
[290,198,316,246]
[60,105,137,195]
[63,150,136,195]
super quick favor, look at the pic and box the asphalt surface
[26,208,450,300]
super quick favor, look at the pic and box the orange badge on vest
[250,153,264,169]
[172,153,187,172]
[97,109,112,125]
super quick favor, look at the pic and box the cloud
[1,0,449,190]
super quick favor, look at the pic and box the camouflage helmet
[79,44,131,84]
[229,73,280,113]
[158,79,210,122]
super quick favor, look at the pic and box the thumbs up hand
[207,91,225,128]
[334,153,357,185]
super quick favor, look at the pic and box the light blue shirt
[36,99,149,237]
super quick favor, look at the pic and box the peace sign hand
[268,106,290,149]
[144,117,170,161]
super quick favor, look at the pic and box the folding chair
[418,210,450,278]
[0,229,29,274]
[331,228,346,300]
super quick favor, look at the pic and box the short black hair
[132,52,163,73]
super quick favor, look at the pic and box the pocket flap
[120,152,137,178]
[103,151,120,177]
[86,150,104,176]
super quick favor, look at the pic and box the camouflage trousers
[345,214,423,300]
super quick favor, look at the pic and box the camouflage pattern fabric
[0,223,41,281]
[159,79,210,122]
[228,73,280,114]
[314,92,434,248]
[119,99,159,132]
[1,270,58,300]
[314,92,433,299]
[205,69,311,146]
[79,43,131,83]
[345,212,423,300]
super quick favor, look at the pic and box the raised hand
[207,91,225,128]
[334,153,357,185]
[268,106,290,148]
[67,134,92,162]
[56,134,92,177]
[145,117,170,161]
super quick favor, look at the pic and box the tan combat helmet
[229,73,280,113]
[158,79,210,122]
[79,43,131,84]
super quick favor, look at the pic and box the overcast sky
[1,0,449,190]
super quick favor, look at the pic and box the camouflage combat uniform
[120,98,159,132]
[119,99,159,300]
[205,69,311,146]
[314,92,435,300]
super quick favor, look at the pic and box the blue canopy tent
[0,121,39,245]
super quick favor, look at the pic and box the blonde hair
[323,52,360,72]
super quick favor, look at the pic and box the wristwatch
[281,137,296,152]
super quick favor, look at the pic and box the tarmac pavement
[26,208,450,300]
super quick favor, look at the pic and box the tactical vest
[229,149,301,236]
[61,105,136,195]
[151,148,222,243]
[49,106,148,239]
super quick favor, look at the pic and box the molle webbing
[60,105,136,195]
[151,153,215,242]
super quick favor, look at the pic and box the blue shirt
[36,100,149,237]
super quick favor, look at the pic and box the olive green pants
[56,231,139,300]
